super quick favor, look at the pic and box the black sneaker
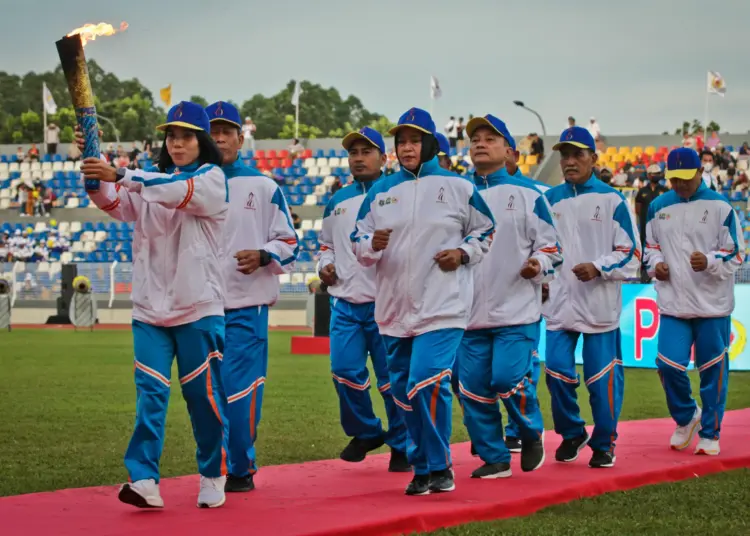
[429,468,456,493]
[470,442,479,457]
[405,474,431,496]
[589,450,616,468]
[555,432,590,463]
[340,435,385,462]
[470,462,512,479]
[388,448,411,473]
[521,439,545,472]
[505,437,522,453]
[225,473,255,492]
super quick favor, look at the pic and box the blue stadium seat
[297,251,313,262]
[82,222,94,232]
[299,185,313,195]
[0,155,7,163]
[315,150,325,158]
[303,239,318,251]
[288,194,303,205]
[327,149,337,158]
[286,185,301,195]
[293,159,303,167]
[294,167,306,177]
[339,150,348,158]
[303,230,317,240]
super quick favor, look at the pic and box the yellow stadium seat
[618,146,631,154]
[606,147,617,155]
[517,155,526,166]
[611,154,624,163]
[519,164,531,176]
[645,146,657,155]
[598,153,611,163]
[525,155,538,166]
[632,146,644,154]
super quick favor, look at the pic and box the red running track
[2,409,749,536]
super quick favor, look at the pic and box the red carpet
[2,409,749,536]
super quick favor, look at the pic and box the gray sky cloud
[1,0,748,135]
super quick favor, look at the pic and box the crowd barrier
[537,284,750,371]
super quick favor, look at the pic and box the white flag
[430,76,442,99]
[291,80,302,106]
[707,71,726,97]
[43,83,58,114]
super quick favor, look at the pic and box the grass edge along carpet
[1,409,749,536]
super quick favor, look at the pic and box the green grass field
[1,329,749,535]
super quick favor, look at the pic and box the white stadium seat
[41,162,52,171]
[58,222,70,233]
[304,194,317,206]
[74,161,82,171]
[0,199,9,209]
[37,261,50,273]
[0,170,8,180]
[313,219,323,231]
[94,231,107,242]
[316,157,328,167]
[340,159,350,169]
[314,184,327,196]
[303,272,318,283]
[13,262,26,272]
[291,273,304,284]
[66,197,80,209]
[318,166,331,177]
[50,261,63,274]
[81,231,94,242]
[63,162,74,171]
[0,163,8,173]
[71,241,84,253]
[84,241,97,253]
[308,166,320,177]
[301,219,313,230]
[278,274,291,284]
[0,189,9,199]
[21,171,31,181]
[52,162,63,171]
[8,163,20,172]
[31,162,41,171]
[34,222,47,233]
[328,157,340,167]
[20,162,30,172]
[303,158,315,169]
[323,176,336,187]
[42,170,53,180]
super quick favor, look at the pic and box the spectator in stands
[15,183,30,216]
[530,133,545,161]
[67,141,81,162]
[700,150,718,190]
[635,164,668,255]
[317,126,409,473]
[205,100,299,494]
[705,130,721,150]
[385,149,398,175]
[682,131,696,150]
[612,166,628,187]
[456,117,466,152]
[435,133,451,170]
[645,147,744,457]
[352,107,495,495]
[739,142,749,156]
[587,117,601,141]
[330,177,343,195]
[42,187,56,215]
[291,212,301,229]
[15,146,24,162]
[598,167,613,185]
[241,117,256,151]
[288,138,305,159]
[695,128,705,151]
[46,123,61,155]
[716,145,736,170]
[0,237,8,261]
[732,171,749,196]
[79,100,229,510]
[27,144,40,162]
[445,116,458,148]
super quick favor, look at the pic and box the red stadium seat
[270,159,281,168]
[281,158,293,168]
[268,150,277,159]
[255,150,266,160]
[302,149,312,159]
[257,159,270,170]
[658,146,669,154]
[278,150,289,159]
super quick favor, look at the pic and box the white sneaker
[694,438,720,456]
[670,407,702,450]
[197,475,226,508]
[118,478,164,508]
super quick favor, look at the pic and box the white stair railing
[108,260,118,308]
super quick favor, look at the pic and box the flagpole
[42,83,48,156]
[704,72,710,140]
[295,99,300,139]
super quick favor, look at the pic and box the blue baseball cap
[665,147,701,180]
[342,126,386,153]
[466,114,516,150]
[205,101,242,129]
[553,126,596,152]
[388,107,436,136]
[156,101,210,132]
[435,132,450,155]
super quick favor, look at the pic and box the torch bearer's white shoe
[197,476,226,508]
[670,407,702,450]
[118,479,164,508]
[694,438,720,456]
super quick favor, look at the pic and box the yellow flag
[160,85,172,107]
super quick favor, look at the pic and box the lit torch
[56,22,128,192]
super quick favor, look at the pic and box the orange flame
[67,21,128,47]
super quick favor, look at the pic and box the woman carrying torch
[80,101,229,509]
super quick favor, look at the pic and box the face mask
[704,163,713,172]
[650,176,662,183]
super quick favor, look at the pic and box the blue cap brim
[552,141,593,151]
[156,121,205,132]
[388,124,433,136]
[209,118,242,129]
[342,132,382,152]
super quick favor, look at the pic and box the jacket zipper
[408,167,420,323]
[481,175,489,324]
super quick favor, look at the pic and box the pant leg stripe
[377,382,391,393]
[657,353,687,372]
[332,373,371,391]
[585,358,620,387]
[698,349,726,373]
[134,360,171,388]
[406,369,452,400]
[227,377,266,404]
[393,396,413,411]
[498,377,527,399]
[458,381,498,404]
[180,351,223,385]
[545,368,578,384]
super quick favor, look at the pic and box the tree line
[0,61,394,144]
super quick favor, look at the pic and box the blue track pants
[656,315,731,440]
[125,316,227,483]
[330,298,407,452]
[505,319,542,440]
[458,324,544,464]
[382,328,463,475]
[222,305,268,477]
[545,328,623,453]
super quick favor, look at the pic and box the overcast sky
[2,0,749,136]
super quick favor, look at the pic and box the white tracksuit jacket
[468,169,563,330]
[644,183,745,319]
[221,158,298,310]
[543,175,642,334]
[88,162,228,327]
[351,157,496,338]
[317,178,378,304]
